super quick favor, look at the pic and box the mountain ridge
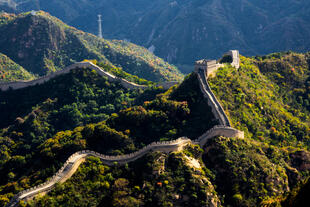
[0,11,183,82]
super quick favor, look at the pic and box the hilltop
[0,11,183,82]
[209,52,310,149]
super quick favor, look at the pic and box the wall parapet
[194,125,244,147]
[0,62,178,91]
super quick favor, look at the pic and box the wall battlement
[0,62,179,91]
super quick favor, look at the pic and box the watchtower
[224,50,240,69]
[194,59,217,77]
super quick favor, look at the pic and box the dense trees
[209,53,310,149]
[0,53,36,82]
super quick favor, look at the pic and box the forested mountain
[0,52,36,82]
[0,11,183,82]
[1,0,310,72]
[0,52,309,206]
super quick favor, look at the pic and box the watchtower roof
[195,59,216,65]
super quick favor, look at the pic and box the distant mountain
[0,11,183,82]
[2,0,310,72]
[0,52,35,82]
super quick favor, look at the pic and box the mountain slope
[209,52,310,149]
[3,0,310,72]
[0,66,217,206]
[0,11,183,82]
[0,52,35,81]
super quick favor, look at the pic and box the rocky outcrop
[0,62,178,91]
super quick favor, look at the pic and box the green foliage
[209,54,310,149]
[203,137,290,206]
[92,60,153,85]
[1,49,309,207]
[0,67,213,205]
[282,178,310,207]
[0,53,36,82]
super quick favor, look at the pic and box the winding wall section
[6,126,243,207]
[5,61,243,206]
[0,62,179,91]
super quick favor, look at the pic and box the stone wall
[194,126,244,147]
[6,124,245,207]
[5,137,191,207]
[197,68,231,126]
[194,59,218,77]
[0,62,178,91]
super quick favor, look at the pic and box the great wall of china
[6,126,243,207]
[6,50,242,207]
[197,69,231,126]
[0,62,178,91]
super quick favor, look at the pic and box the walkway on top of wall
[197,69,231,127]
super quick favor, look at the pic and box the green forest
[0,53,36,82]
[0,52,309,206]
[0,64,216,206]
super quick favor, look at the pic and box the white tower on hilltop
[98,14,103,38]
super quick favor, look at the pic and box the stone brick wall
[197,68,231,126]
[194,126,244,147]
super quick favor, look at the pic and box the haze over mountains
[1,0,310,72]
